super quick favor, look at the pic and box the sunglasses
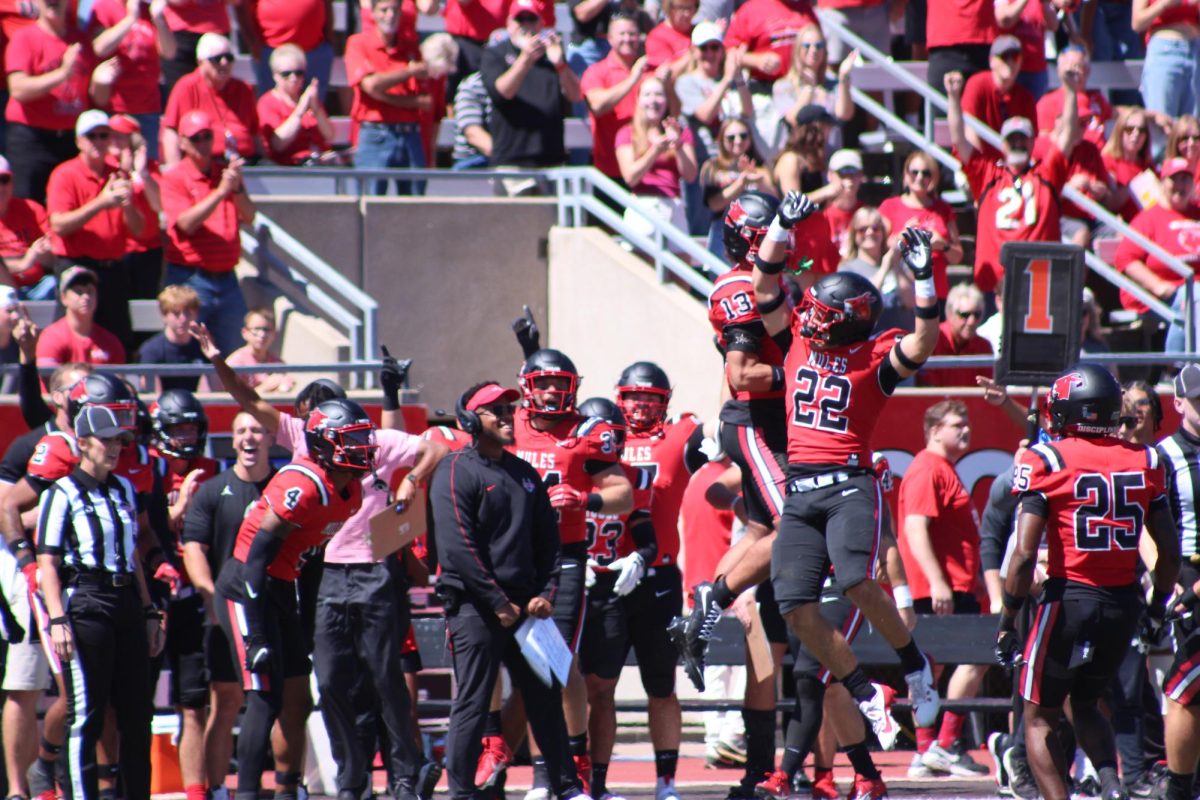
[1182,133,1200,142]
[188,130,215,143]
[207,53,235,65]
[1124,125,1147,134]
[908,168,932,178]
[700,42,723,52]
[1128,397,1154,408]
[86,130,111,141]
[514,13,539,22]
[479,403,516,417]
[855,224,882,233]
[1119,416,1138,429]
[998,51,1021,62]
[724,132,749,142]
[798,41,825,50]
[0,175,11,185]
[277,69,305,78]
[955,309,983,319]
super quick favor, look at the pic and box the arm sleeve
[18,363,51,429]
[682,423,708,475]
[35,485,69,555]
[240,525,285,638]
[531,474,562,602]
[979,467,1018,571]
[628,510,657,564]
[430,456,511,612]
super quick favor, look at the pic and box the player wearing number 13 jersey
[996,364,1179,800]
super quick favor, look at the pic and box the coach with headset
[431,381,586,800]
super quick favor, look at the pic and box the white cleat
[905,655,940,728]
[857,683,900,750]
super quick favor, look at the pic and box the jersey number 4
[283,487,303,511]
[791,367,851,433]
[1073,472,1144,551]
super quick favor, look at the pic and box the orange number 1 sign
[1023,259,1054,333]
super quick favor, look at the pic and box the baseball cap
[465,383,520,410]
[990,35,1022,59]
[75,109,110,139]
[508,0,542,20]
[178,110,214,138]
[0,287,17,311]
[59,265,98,295]
[1162,157,1193,179]
[108,114,141,135]
[1177,364,1200,399]
[795,104,835,127]
[74,406,131,440]
[829,149,863,174]
[0,155,12,176]
[1000,116,1034,140]
[691,20,723,47]
[196,32,232,61]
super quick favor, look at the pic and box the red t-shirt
[0,197,48,287]
[443,0,504,40]
[344,31,422,124]
[587,462,653,567]
[897,448,980,600]
[818,0,884,7]
[1114,203,1200,313]
[621,413,703,566]
[1014,437,1166,587]
[4,24,96,129]
[45,155,130,260]
[962,145,1069,293]
[724,0,817,82]
[581,52,642,179]
[644,21,692,69]
[162,69,259,159]
[234,458,364,581]
[960,70,1037,160]
[707,270,787,403]
[254,0,326,50]
[1007,0,1047,73]
[614,123,693,198]
[358,0,421,42]
[916,320,994,387]
[1147,0,1200,38]
[926,0,996,48]
[679,460,735,596]
[159,157,242,271]
[162,0,230,34]
[878,195,954,299]
[34,317,126,365]
[1035,87,1111,148]
[92,0,162,114]
[257,89,329,165]
[790,210,840,276]
[1033,135,1107,221]
[127,161,163,252]
[1103,153,1153,223]
[822,204,857,257]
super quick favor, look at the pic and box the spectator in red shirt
[89,0,176,160]
[924,0,996,92]
[879,151,961,304]
[994,0,1063,99]
[0,154,57,299]
[644,0,695,80]
[47,109,146,350]
[35,265,126,366]
[162,32,260,165]
[1032,129,1110,250]
[159,109,255,355]
[345,0,431,196]
[581,12,647,183]
[5,0,102,203]
[917,283,994,387]
[159,0,237,96]
[109,113,165,304]
[722,0,816,83]
[237,0,333,103]
[257,44,334,165]
[564,0,650,80]
[959,35,1036,160]
[1115,158,1200,323]
[1100,106,1155,223]
[1034,47,1111,149]
[898,400,988,778]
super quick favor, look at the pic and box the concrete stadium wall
[548,228,724,421]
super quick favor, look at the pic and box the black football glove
[1167,587,1199,624]
[899,227,934,282]
[777,191,817,229]
[994,617,1022,669]
[1136,599,1169,652]
[379,345,412,394]
[244,635,272,674]
[512,305,541,359]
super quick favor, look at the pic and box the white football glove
[610,553,646,597]
[585,558,598,590]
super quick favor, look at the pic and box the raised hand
[512,304,541,357]
[777,190,816,229]
[188,321,221,360]
[943,70,964,101]
[380,344,412,394]
[898,227,933,281]
[837,48,858,81]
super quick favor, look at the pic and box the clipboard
[368,490,427,560]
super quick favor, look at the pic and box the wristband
[892,584,913,610]
[1001,590,1024,612]
[758,290,786,314]
[753,254,786,276]
[914,304,939,320]
[49,616,67,626]
[586,492,603,513]
[8,538,31,556]
[145,609,163,621]
[914,277,936,300]
[765,217,790,243]
[405,473,422,487]
[382,391,401,411]
[769,366,785,393]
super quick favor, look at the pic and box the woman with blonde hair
[839,206,914,330]
[698,117,776,255]
[878,151,962,304]
[770,25,854,152]
[1101,106,1157,221]
[1164,114,1200,185]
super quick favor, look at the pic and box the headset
[456,390,481,436]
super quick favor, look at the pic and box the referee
[35,405,165,800]
[431,382,584,800]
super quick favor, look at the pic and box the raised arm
[189,321,280,432]
[944,71,974,162]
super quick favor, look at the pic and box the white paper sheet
[515,616,572,687]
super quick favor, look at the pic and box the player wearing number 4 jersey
[750,191,943,748]
[995,364,1179,800]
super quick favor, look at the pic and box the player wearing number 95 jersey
[995,364,1179,800]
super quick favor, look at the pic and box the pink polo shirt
[275,411,422,563]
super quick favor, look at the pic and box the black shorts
[554,543,588,654]
[720,416,788,527]
[624,565,682,698]
[1019,579,1141,709]
[912,592,981,616]
[205,623,239,685]
[214,562,313,694]
[789,580,865,684]
[1165,628,1200,706]
[166,592,208,709]
[756,578,788,645]
[771,473,882,613]
[579,573,626,680]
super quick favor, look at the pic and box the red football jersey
[707,271,786,403]
[421,424,472,452]
[512,409,622,545]
[1013,437,1166,587]
[153,453,220,505]
[588,463,653,568]
[233,457,363,581]
[622,413,702,566]
[26,431,80,484]
[784,325,906,469]
[116,444,155,495]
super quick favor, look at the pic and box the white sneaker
[922,741,989,777]
[856,683,899,750]
[907,753,935,778]
[905,655,940,728]
[600,793,627,800]
[525,789,550,800]
[212,788,230,800]
[656,778,681,800]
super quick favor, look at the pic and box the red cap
[178,110,214,138]
[508,0,543,20]
[1162,157,1194,180]
[465,384,520,410]
[108,114,141,135]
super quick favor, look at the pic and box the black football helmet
[151,389,209,459]
[519,349,579,416]
[797,272,882,347]
[67,374,138,431]
[304,398,378,472]
[723,191,780,266]
[295,378,347,417]
[616,361,671,434]
[1047,363,1122,437]
[578,397,627,455]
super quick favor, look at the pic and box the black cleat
[668,582,719,691]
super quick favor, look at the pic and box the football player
[749,192,943,747]
[996,364,1179,800]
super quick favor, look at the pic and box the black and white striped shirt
[1158,428,1200,559]
[35,469,139,574]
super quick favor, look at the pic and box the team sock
[654,750,678,780]
[568,734,588,758]
[897,639,926,675]
[590,763,608,797]
[841,667,875,705]
[712,577,736,610]
[843,741,880,780]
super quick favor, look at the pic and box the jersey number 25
[1072,472,1144,552]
